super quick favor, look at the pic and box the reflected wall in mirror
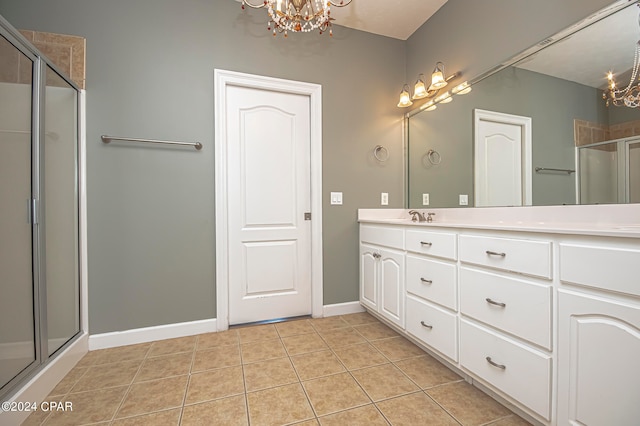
[407,0,640,208]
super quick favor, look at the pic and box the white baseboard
[88,318,217,351]
[322,301,365,317]
[0,333,88,425]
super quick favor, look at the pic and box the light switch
[381,193,389,206]
[459,194,469,205]
[330,192,343,205]
[422,193,430,206]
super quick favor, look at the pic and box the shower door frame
[0,15,87,405]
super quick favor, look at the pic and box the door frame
[214,69,323,331]
[473,109,532,206]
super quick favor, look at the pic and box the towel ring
[374,145,389,162]
[427,149,442,165]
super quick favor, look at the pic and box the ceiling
[515,3,638,89]
[329,0,449,40]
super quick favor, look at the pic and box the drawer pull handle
[420,241,433,247]
[420,321,433,330]
[420,278,433,284]
[486,250,506,257]
[485,298,506,308]
[486,356,506,370]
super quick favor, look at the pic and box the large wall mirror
[407,0,640,209]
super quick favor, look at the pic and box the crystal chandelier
[241,0,353,37]
[604,4,640,108]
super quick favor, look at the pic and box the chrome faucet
[427,212,436,223]
[408,210,426,222]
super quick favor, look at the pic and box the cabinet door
[379,248,405,328]
[360,244,378,311]
[558,290,640,426]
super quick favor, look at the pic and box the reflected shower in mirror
[407,1,640,208]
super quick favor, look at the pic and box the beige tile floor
[23,313,532,426]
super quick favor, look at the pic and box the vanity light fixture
[240,0,352,37]
[397,61,459,108]
[603,3,640,108]
[397,84,413,108]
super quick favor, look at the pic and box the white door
[474,109,532,207]
[226,86,311,324]
[226,85,312,325]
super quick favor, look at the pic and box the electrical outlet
[381,192,389,205]
[459,194,468,206]
[330,192,343,205]
[422,193,430,206]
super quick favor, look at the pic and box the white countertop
[358,206,640,238]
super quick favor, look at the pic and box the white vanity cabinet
[359,225,405,328]
[358,214,640,426]
[458,233,554,421]
[404,229,458,361]
[557,240,640,426]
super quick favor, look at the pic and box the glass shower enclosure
[578,136,640,205]
[0,17,81,400]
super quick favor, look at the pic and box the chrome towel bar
[101,135,202,150]
[535,167,574,174]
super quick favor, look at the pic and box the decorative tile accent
[574,118,640,147]
[18,29,86,89]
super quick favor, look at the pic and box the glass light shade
[397,85,413,108]
[412,75,428,100]
[452,82,472,95]
[429,71,447,91]
[435,91,453,103]
[420,101,437,111]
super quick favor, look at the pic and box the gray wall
[408,67,609,208]
[0,0,617,334]
[0,0,405,334]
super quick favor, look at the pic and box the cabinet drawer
[460,320,551,420]
[560,243,640,297]
[459,234,552,279]
[406,295,457,362]
[460,267,551,349]
[406,229,457,260]
[360,225,404,250]
[406,255,457,311]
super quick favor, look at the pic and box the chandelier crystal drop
[241,0,353,37]
[604,4,640,108]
